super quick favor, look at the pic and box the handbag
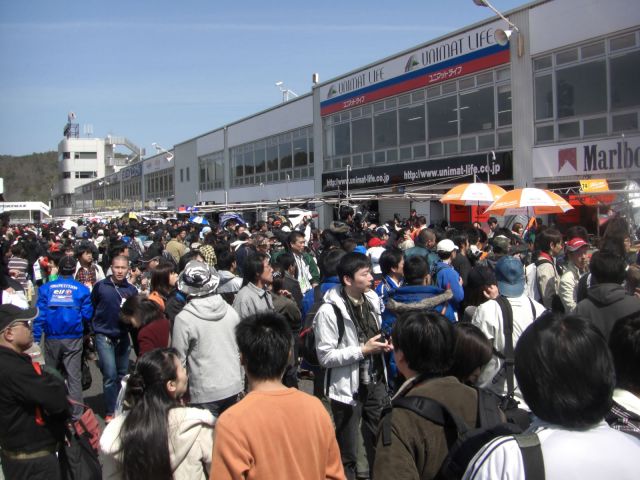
[68,399,102,454]
[61,422,102,480]
[81,357,92,391]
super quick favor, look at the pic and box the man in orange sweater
[211,311,345,480]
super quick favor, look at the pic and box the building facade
[67,0,640,230]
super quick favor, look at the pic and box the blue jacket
[34,276,93,340]
[301,276,341,318]
[90,277,138,337]
[381,284,455,331]
[375,275,403,313]
[380,284,453,387]
[404,246,439,272]
[433,261,464,311]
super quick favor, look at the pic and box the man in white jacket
[558,237,589,313]
[313,252,392,480]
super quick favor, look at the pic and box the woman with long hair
[100,348,215,480]
[148,261,179,311]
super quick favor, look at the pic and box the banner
[319,21,509,116]
[533,136,640,179]
[321,151,513,193]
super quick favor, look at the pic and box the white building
[68,0,640,232]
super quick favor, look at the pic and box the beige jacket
[100,407,215,480]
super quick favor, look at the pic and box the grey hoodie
[172,294,243,403]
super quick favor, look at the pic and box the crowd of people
[1,206,640,479]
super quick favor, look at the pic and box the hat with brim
[566,237,588,252]
[58,255,77,276]
[436,239,459,253]
[0,305,39,332]
[495,256,525,298]
[177,260,220,297]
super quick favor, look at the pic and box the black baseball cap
[0,305,39,332]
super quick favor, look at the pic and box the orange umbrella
[440,183,507,206]
[484,187,573,216]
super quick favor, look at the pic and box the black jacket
[0,346,68,452]
[575,283,640,341]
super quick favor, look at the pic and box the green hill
[0,151,58,203]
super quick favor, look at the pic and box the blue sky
[0,0,525,156]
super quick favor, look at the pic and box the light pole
[152,143,174,162]
[473,0,524,57]
[275,81,299,103]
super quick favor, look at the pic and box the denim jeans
[95,333,131,416]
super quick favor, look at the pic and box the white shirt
[472,294,546,409]
[463,420,640,480]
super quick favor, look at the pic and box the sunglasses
[1,319,32,334]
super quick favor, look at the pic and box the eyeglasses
[1,319,32,334]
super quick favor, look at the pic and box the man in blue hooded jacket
[381,256,452,386]
[34,255,93,420]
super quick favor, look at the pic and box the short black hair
[243,252,269,286]
[535,228,562,253]
[216,250,236,271]
[515,312,615,429]
[276,252,296,272]
[488,217,498,225]
[608,312,640,392]
[235,312,292,380]
[392,311,455,376]
[336,252,371,286]
[379,248,403,277]
[287,230,305,246]
[403,256,429,285]
[320,249,346,279]
[589,251,626,285]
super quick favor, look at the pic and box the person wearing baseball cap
[34,255,93,421]
[0,304,70,480]
[432,239,464,319]
[471,256,546,412]
[558,237,590,313]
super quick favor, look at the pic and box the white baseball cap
[436,239,459,253]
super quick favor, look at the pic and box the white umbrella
[62,219,78,230]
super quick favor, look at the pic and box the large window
[534,30,640,143]
[374,110,398,149]
[231,126,313,186]
[428,96,458,139]
[460,87,494,135]
[199,151,224,190]
[399,105,425,145]
[323,68,512,171]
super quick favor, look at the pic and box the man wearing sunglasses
[0,305,69,480]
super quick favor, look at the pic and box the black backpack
[380,387,544,480]
[494,295,541,430]
[297,294,344,367]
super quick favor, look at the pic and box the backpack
[297,300,344,367]
[380,387,544,480]
[494,295,539,430]
[533,256,564,312]
[431,263,453,286]
[381,379,544,480]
